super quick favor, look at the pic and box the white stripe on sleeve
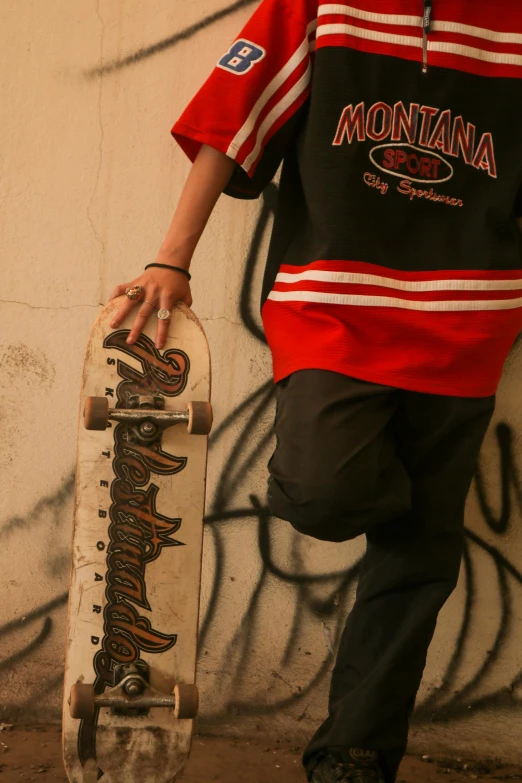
[227,26,315,159]
[242,60,312,172]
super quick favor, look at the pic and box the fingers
[107,276,193,348]
[108,296,139,330]
[126,299,158,345]
[155,295,176,350]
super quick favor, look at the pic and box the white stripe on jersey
[318,4,522,46]
[432,20,522,44]
[275,270,522,292]
[316,22,421,49]
[430,40,522,66]
[268,289,522,312]
[318,4,422,27]
[316,22,522,65]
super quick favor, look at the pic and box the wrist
[156,248,192,270]
[145,262,191,281]
[158,233,201,269]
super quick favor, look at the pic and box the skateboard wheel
[173,683,199,719]
[187,402,213,435]
[84,397,109,431]
[69,683,96,720]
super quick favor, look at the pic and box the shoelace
[332,762,381,783]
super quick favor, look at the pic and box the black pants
[267,370,495,783]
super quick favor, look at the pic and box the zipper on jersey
[422,0,432,73]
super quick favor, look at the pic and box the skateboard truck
[83,395,213,441]
[68,662,199,721]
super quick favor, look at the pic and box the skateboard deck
[63,297,211,783]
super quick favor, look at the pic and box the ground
[1,724,522,783]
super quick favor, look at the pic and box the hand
[108,263,192,349]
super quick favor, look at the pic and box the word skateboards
[63,297,212,783]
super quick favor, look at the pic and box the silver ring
[143,300,157,309]
[157,308,172,321]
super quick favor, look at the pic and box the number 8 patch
[217,39,266,75]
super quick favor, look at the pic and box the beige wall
[2,0,522,763]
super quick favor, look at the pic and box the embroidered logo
[218,39,266,75]
[333,101,497,180]
[370,143,453,184]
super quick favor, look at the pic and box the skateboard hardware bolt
[124,677,146,697]
[115,662,149,683]
[138,420,159,442]
[127,393,166,413]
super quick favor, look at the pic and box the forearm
[158,144,236,268]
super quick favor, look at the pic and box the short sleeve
[171,0,316,199]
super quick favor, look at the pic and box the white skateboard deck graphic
[63,299,211,783]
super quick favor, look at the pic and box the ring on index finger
[157,308,172,321]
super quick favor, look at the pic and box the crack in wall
[0,299,101,311]
[200,316,243,327]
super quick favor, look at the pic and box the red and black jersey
[172,0,522,398]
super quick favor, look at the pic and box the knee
[268,475,378,543]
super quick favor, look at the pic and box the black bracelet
[144,263,191,281]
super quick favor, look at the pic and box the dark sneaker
[310,749,385,783]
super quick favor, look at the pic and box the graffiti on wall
[86,0,259,78]
[0,477,72,714]
[2,0,522,729]
[3,185,522,724]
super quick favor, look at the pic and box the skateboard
[62,297,212,783]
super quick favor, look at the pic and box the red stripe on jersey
[432,31,522,57]
[316,33,422,67]
[431,1,522,34]
[316,33,522,78]
[315,2,522,77]
[429,51,522,79]
[261,297,522,397]
[319,0,522,34]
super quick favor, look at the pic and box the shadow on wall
[2,0,522,727]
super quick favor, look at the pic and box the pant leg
[303,389,495,782]
[267,370,410,542]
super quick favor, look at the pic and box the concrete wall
[2,0,522,762]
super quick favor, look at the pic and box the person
[108,1,522,781]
